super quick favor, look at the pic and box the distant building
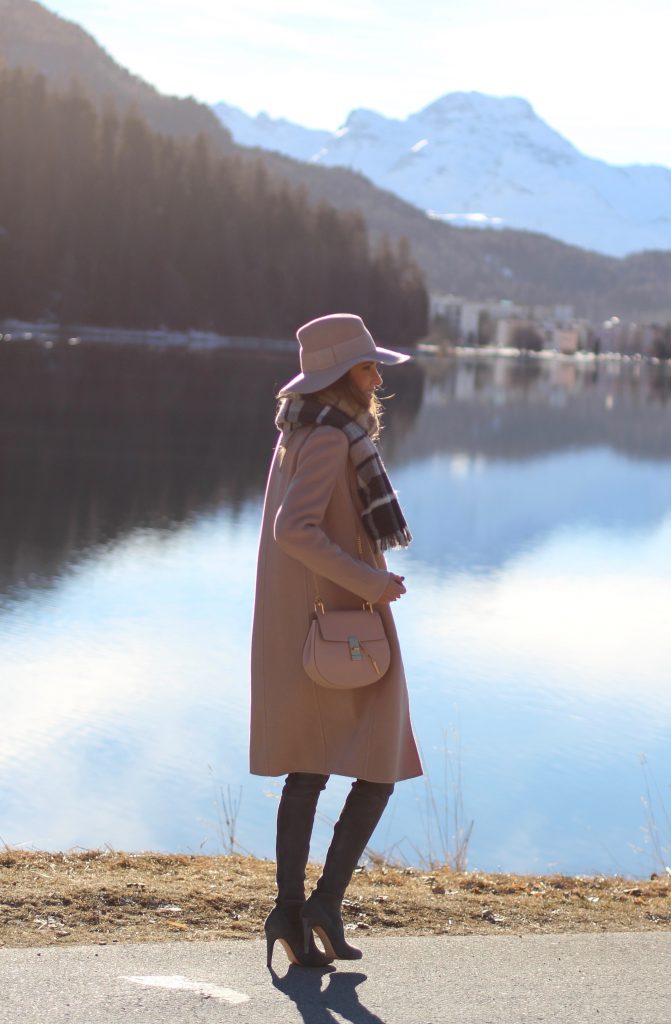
[553,327,580,354]
[430,294,528,344]
[430,292,667,357]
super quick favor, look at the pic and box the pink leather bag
[302,599,391,689]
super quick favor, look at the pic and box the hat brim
[278,345,410,397]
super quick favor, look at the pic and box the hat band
[301,331,375,372]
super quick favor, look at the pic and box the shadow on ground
[270,964,387,1024]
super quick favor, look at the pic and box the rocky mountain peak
[213,91,671,256]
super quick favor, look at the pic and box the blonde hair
[278,368,384,441]
[319,371,383,440]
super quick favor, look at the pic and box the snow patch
[428,211,506,228]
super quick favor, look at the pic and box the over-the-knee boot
[264,772,333,968]
[301,778,394,960]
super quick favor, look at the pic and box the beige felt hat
[278,313,410,397]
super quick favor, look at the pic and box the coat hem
[249,765,424,784]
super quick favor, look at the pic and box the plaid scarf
[276,397,412,553]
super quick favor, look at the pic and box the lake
[1,340,670,877]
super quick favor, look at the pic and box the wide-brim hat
[277,313,410,397]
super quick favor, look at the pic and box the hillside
[252,149,671,321]
[1,0,670,321]
[0,0,233,150]
[0,66,427,340]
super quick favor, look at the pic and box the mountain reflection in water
[1,341,670,876]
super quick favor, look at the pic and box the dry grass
[1,850,670,948]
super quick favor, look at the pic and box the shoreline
[2,318,667,365]
[2,850,669,949]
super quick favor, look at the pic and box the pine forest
[0,67,428,343]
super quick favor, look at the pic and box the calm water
[2,342,671,876]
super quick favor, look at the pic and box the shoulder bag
[302,534,392,690]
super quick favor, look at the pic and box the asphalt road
[1,932,670,1024]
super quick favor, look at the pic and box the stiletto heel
[264,904,333,968]
[301,893,362,960]
[313,923,337,960]
[302,917,312,955]
[302,910,337,959]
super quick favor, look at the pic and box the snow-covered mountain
[213,92,671,257]
[212,102,330,161]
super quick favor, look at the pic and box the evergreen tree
[0,67,428,341]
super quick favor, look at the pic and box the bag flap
[316,609,386,643]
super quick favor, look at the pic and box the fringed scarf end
[376,528,413,553]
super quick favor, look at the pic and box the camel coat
[249,424,422,783]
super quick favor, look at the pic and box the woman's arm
[274,427,392,604]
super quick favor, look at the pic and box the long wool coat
[250,423,422,783]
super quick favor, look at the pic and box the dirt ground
[1,850,670,948]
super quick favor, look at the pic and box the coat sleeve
[274,427,391,604]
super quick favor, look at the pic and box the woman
[250,313,422,969]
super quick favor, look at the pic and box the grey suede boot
[301,779,394,960]
[264,772,333,969]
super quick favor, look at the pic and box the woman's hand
[378,574,406,603]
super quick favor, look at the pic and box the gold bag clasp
[348,636,363,661]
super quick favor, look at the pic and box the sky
[43,0,671,168]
